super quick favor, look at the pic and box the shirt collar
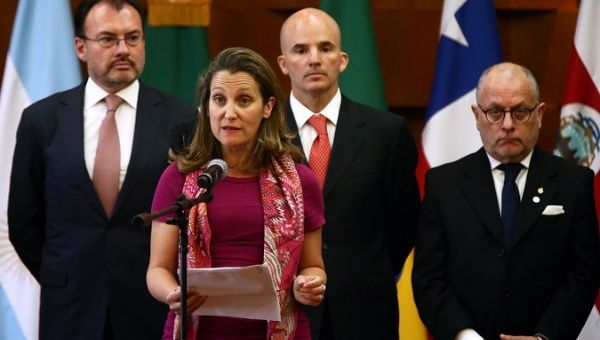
[487,149,533,170]
[290,89,341,128]
[84,77,139,109]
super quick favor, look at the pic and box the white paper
[184,264,281,321]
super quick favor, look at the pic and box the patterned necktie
[308,114,331,188]
[497,163,523,248]
[93,94,123,216]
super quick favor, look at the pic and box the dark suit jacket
[412,147,600,340]
[287,95,420,340]
[8,81,197,340]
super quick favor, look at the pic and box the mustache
[110,57,134,67]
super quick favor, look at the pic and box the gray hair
[475,62,539,104]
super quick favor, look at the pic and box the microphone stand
[133,190,213,340]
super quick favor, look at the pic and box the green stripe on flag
[142,25,210,105]
[319,0,387,110]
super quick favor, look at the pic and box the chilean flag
[554,0,600,338]
[408,1,501,337]
[417,0,502,190]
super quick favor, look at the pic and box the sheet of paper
[184,264,281,321]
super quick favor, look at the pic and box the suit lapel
[285,102,303,151]
[113,84,161,214]
[286,96,366,199]
[57,83,107,216]
[513,148,557,245]
[322,96,366,199]
[461,148,505,244]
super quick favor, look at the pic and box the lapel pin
[537,187,544,194]
[532,196,541,203]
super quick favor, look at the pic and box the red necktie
[308,114,331,188]
[93,94,123,216]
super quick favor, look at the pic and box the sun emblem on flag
[554,107,600,168]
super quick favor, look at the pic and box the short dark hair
[74,0,145,38]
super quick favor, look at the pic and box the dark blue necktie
[498,163,522,248]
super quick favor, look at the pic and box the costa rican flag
[554,1,600,338]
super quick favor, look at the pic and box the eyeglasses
[477,103,540,124]
[81,33,144,48]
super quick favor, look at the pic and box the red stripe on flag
[562,47,600,112]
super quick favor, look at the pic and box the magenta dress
[151,163,325,340]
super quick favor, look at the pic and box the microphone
[197,159,228,190]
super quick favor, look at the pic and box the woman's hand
[165,286,207,314]
[293,274,326,306]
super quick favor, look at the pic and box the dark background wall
[0,0,580,151]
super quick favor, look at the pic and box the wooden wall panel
[0,0,17,71]
[0,0,582,151]
[496,4,578,150]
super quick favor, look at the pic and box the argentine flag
[0,1,80,339]
[419,0,502,174]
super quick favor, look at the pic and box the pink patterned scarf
[174,154,305,339]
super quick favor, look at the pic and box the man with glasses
[8,1,196,339]
[412,62,600,340]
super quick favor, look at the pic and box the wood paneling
[0,0,17,70]
[0,0,581,151]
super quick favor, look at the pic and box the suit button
[322,243,328,250]
[503,288,510,297]
[497,248,505,257]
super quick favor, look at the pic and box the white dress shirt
[83,78,139,188]
[289,89,341,161]
[487,150,533,212]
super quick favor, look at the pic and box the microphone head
[207,158,228,180]
[197,158,228,189]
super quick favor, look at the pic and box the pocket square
[542,205,564,215]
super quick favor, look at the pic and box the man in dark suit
[277,8,421,340]
[8,1,196,339]
[412,62,600,340]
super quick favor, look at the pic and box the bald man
[277,8,421,340]
[412,62,600,340]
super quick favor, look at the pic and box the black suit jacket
[412,147,600,340]
[287,95,420,339]
[8,81,197,340]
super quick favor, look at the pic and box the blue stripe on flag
[0,1,81,340]
[425,0,502,118]
[0,286,26,340]
[10,0,81,102]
